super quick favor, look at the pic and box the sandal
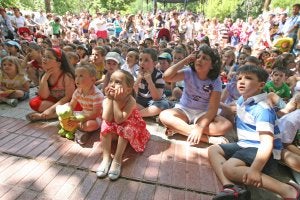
[25,112,46,122]
[213,184,251,200]
[284,182,300,200]
[165,128,175,137]
[208,136,229,145]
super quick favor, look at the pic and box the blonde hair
[1,56,24,75]
[76,61,96,78]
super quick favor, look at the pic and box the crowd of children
[0,4,300,198]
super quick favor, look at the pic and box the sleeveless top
[48,73,65,100]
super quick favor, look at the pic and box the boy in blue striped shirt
[208,65,300,200]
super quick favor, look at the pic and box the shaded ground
[0,88,293,199]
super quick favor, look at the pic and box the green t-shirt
[50,21,60,34]
[263,81,291,99]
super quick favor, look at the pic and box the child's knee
[208,144,223,157]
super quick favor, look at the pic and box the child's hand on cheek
[114,87,125,101]
[105,86,114,99]
[43,68,54,80]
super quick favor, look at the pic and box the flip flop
[213,184,251,200]
[25,112,45,122]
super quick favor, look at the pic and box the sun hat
[105,52,121,64]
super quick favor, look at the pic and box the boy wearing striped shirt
[69,62,104,145]
[208,65,299,200]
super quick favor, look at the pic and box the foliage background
[0,0,296,20]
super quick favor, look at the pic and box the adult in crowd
[0,7,15,40]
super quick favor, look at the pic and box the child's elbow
[162,72,171,81]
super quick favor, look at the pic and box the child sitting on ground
[208,65,299,200]
[97,70,150,180]
[134,48,170,117]
[169,46,187,102]
[121,50,139,80]
[264,66,291,101]
[157,52,173,97]
[89,46,106,86]
[159,44,232,145]
[66,51,79,69]
[0,56,30,107]
[23,42,43,87]
[101,51,122,91]
[68,62,104,145]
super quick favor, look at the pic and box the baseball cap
[105,52,121,64]
[158,52,172,61]
[5,40,21,51]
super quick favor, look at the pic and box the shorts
[137,97,170,110]
[29,95,58,111]
[219,143,278,176]
[174,103,206,124]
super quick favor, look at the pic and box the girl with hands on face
[97,69,150,181]
[159,44,232,145]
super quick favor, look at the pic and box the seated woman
[159,45,232,145]
[26,48,76,122]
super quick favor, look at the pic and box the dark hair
[111,47,122,56]
[245,56,261,66]
[237,65,269,82]
[141,48,158,62]
[127,47,139,54]
[46,48,75,79]
[28,42,42,51]
[241,45,252,55]
[172,46,187,57]
[293,3,300,9]
[272,66,287,75]
[193,44,221,80]
[93,46,107,56]
[162,48,173,56]
[270,49,282,56]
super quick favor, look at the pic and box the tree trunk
[153,0,157,14]
[263,0,271,11]
[44,0,51,13]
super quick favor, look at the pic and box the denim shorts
[137,97,170,110]
[19,91,29,101]
[219,143,278,175]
